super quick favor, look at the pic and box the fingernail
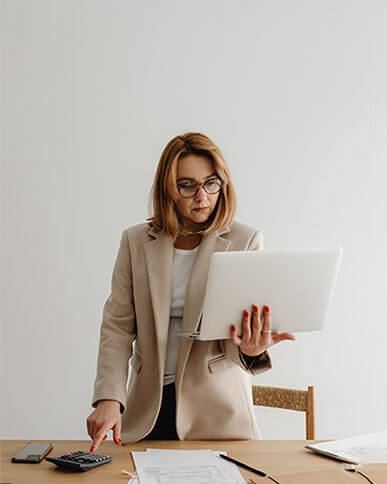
[244,310,249,317]
[118,438,122,445]
[90,446,94,452]
[231,324,236,332]
[253,304,258,312]
[264,305,270,312]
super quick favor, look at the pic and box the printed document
[129,448,246,483]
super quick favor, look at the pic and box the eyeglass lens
[178,179,222,197]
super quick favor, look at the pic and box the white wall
[1,0,386,441]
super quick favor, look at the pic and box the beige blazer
[92,220,272,442]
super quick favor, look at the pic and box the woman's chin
[192,213,210,223]
[183,215,210,230]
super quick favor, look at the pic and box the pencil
[218,454,267,477]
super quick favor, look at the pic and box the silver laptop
[180,247,343,341]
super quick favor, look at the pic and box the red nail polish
[231,324,236,331]
[244,310,249,317]
[118,438,122,445]
[90,446,94,452]
[265,305,270,312]
[253,305,258,312]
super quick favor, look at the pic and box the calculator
[45,450,112,471]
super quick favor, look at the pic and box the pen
[218,454,267,477]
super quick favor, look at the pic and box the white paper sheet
[130,448,246,483]
[306,430,387,464]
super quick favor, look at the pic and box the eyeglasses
[177,178,223,198]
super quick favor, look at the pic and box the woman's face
[174,154,221,231]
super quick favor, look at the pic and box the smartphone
[11,442,53,463]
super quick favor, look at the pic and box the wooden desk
[1,440,386,483]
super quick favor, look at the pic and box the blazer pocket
[208,354,234,374]
[130,352,142,374]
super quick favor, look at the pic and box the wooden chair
[252,385,315,440]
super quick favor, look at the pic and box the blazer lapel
[176,226,232,391]
[144,228,174,374]
[144,224,232,387]
[181,230,232,334]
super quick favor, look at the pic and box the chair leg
[306,386,315,440]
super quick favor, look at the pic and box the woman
[87,132,295,451]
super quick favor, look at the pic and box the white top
[163,246,199,386]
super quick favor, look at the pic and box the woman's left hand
[230,304,296,357]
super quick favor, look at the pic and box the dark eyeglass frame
[177,177,223,198]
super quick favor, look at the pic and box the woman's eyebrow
[177,172,217,182]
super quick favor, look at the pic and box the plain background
[1,0,386,441]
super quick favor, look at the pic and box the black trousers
[144,382,179,440]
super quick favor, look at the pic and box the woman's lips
[193,207,209,212]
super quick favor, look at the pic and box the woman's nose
[194,185,207,201]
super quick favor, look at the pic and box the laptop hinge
[177,331,201,339]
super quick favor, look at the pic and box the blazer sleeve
[91,230,136,414]
[220,230,273,376]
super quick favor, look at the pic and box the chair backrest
[252,385,315,440]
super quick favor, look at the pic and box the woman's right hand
[86,400,122,452]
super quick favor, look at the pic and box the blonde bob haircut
[147,132,237,239]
